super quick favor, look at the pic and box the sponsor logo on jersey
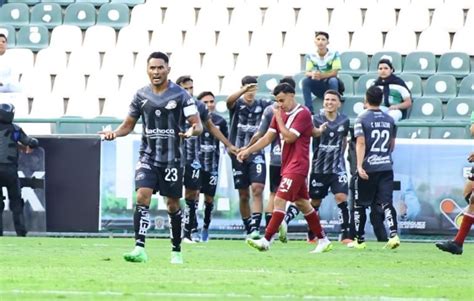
[254,106,262,113]
[337,125,345,132]
[191,160,202,170]
[165,100,177,110]
[233,169,243,176]
[200,144,216,152]
[253,155,265,164]
[272,145,281,155]
[367,154,391,165]
[237,124,258,132]
[136,162,152,170]
[145,128,175,139]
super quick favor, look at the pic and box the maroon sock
[264,210,285,241]
[304,209,325,239]
[454,213,474,246]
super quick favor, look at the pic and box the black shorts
[309,172,349,199]
[183,163,202,190]
[230,154,266,189]
[269,165,281,193]
[354,170,393,207]
[200,170,218,197]
[135,162,184,199]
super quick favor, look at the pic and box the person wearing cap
[372,58,412,122]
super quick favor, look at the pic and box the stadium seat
[354,73,378,97]
[162,3,196,30]
[256,73,283,94]
[195,2,229,31]
[19,69,52,99]
[129,3,161,30]
[451,28,474,56]
[397,4,430,32]
[102,92,130,118]
[338,73,354,96]
[363,4,396,32]
[30,3,62,29]
[430,127,469,139]
[233,48,268,76]
[458,74,474,97]
[67,48,101,75]
[423,75,457,103]
[49,25,83,52]
[261,3,296,32]
[101,49,134,76]
[406,97,443,121]
[398,74,423,98]
[349,27,383,55]
[110,0,145,6]
[149,26,184,54]
[293,71,305,95]
[75,0,109,6]
[213,94,230,121]
[444,97,474,121]
[52,71,86,99]
[29,93,64,118]
[2,48,34,75]
[229,3,263,31]
[328,5,362,32]
[369,51,402,74]
[383,27,417,55]
[65,93,100,118]
[55,116,88,134]
[220,73,244,95]
[282,27,315,55]
[41,0,74,5]
[417,27,451,55]
[35,48,67,75]
[377,0,410,9]
[430,4,464,33]
[192,74,220,95]
[8,0,39,4]
[250,27,283,54]
[325,27,350,51]
[295,6,328,31]
[63,2,96,29]
[444,0,473,9]
[119,68,148,99]
[86,71,120,99]
[167,49,202,82]
[215,26,250,54]
[267,50,302,75]
[402,52,436,78]
[436,52,471,78]
[201,49,235,77]
[0,24,16,47]
[97,3,130,29]
[83,25,117,52]
[466,8,474,30]
[396,126,429,139]
[0,3,29,28]
[411,0,444,9]
[0,92,29,117]
[341,96,365,120]
[16,25,49,51]
[340,51,368,77]
[182,26,216,54]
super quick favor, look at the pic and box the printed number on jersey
[370,129,390,152]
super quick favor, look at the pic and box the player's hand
[228,145,239,156]
[244,83,257,92]
[18,144,33,154]
[357,167,369,180]
[179,126,194,139]
[468,152,474,163]
[236,149,249,163]
[319,122,328,133]
[98,130,116,141]
[272,107,282,120]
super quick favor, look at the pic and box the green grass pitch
[0,237,473,301]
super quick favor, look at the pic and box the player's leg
[305,173,330,243]
[248,155,266,238]
[183,164,201,243]
[377,171,400,249]
[265,165,280,230]
[351,174,374,249]
[369,204,388,242]
[201,171,218,242]
[231,156,252,236]
[331,173,351,243]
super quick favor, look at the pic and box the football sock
[250,212,262,232]
[203,202,214,230]
[184,199,195,237]
[193,199,199,231]
[284,204,300,224]
[337,201,351,235]
[168,209,182,252]
[383,203,398,238]
[304,209,325,239]
[454,212,474,246]
[264,210,285,241]
[264,212,272,229]
[134,205,150,248]
[354,205,367,243]
[242,217,252,234]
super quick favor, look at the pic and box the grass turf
[0,237,472,301]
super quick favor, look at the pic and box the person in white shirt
[0,33,21,93]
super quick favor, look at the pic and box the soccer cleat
[246,237,270,252]
[339,232,353,245]
[310,237,333,253]
[435,240,463,255]
[170,251,183,264]
[248,230,261,240]
[191,231,201,243]
[123,246,148,263]
[278,221,288,243]
[349,240,367,249]
[384,235,401,250]
[182,235,196,244]
[201,228,209,242]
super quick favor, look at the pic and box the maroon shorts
[275,173,309,202]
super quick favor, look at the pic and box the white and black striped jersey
[258,104,281,166]
[129,81,198,168]
[199,113,228,173]
[183,100,209,166]
[311,112,350,174]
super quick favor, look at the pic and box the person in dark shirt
[353,85,400,250]
[100,52,203,264]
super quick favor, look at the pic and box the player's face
[314,34,328,50]
[147,58,170,87]
[0,37,7,55]
[180,80,194,96]
[323,93,341,113]
[201,95,215,112]
[275,92,295,112]
[377,63,392,79]
[242,84,257,102]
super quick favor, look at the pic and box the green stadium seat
[97,3,130,29]
[75,0,109,6]
[30,3,62,29]
[7,0,39,4]
[41,0,74,6]
[16,25,49,51]
[444,97,474,121]
[340,51,368,77]
[293,71,305,95]
[398,73,422,98]
[338,73,354,96]
[423,74,457,103]
[430,127,469,139]
[257,73,284,94]
[0,24,16,47]
[437,52,471,78]
[110,0,144,6]
[312,98,323,114]
[369,51,402,74]
[354,73,378,97]
[55,116,87,134]
[458,74,474,97]
[0,3,29,28]
[214,95,230,122]
[406,97,443,122]
[402,51,436,78]
[341,96,365,120]
[396,126,429,139]
[63,2,96,29]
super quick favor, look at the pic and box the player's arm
[180,113,203,138]
[99,116,137,140]
[226,83,257,110]
[312,122,328,137]
[237,131,276,162]
[205,118,236,153]
[274,108,298,143]
[355,136,368,180]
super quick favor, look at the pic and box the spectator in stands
[176,75,194,96]
[373,59,412,122]
[0,34,21,93]
[302,31,341,114]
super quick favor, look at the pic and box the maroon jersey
[269,105,313,176]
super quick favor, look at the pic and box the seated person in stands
[0,33,21,93]
[373,58,412,122]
